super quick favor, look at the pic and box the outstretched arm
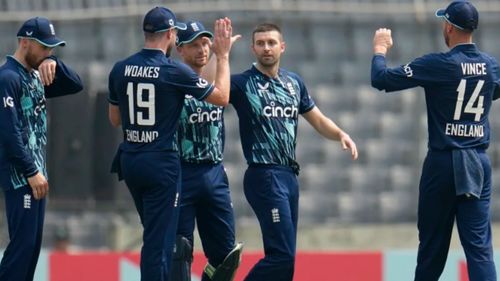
[302,106,358,160]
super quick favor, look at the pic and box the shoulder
[0,64,21,86]
[479,51,499,66]
[231,68,255,83]
[165,58,195,75]
[412,52,447,65]
[282,69,304,83]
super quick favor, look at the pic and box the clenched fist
[373,28,393,56]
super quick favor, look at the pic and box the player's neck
[448,35,473,49]
[12,50,32,72]
[144,42,166,54]
[255,62,279,78]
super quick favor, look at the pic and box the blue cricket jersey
[177,97,224,164]
[108,49,214,153]
[230,65,315,168]
[0,56,83,190]
[372,44,500,150]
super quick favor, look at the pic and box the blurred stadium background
[1,0,500,280]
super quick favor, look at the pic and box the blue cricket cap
[143,7,187,33]
[176,21,213,46]
[435,1,479,31]
[17,17,66,47]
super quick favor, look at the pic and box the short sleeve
[296,76,315,114]
[108,64,119,105]
[229,74,244,107]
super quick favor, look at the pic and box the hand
[27,172,49,200]
[373,28,393,56]
[38,58,57,86]
[339,132,358,160]
[211,17,239,59]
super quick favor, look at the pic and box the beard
[257,55,278,67]
[443,28,450,47]
[25,48,43,69]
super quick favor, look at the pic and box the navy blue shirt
[0,56,83,190]
[177,97,224,164]
[372,44,500,150]
[230,65,315,168]
[108,49,214,153]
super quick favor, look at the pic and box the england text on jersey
[126,129,159,143]
[445,123,484,138]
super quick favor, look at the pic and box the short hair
[252,23,283,43]
[144,31,166,42]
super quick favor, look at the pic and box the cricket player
[371,1,500,280]
[0,17,83,281]
[108,7,233,281]
[169,20,243,281]
[230,23,358,281]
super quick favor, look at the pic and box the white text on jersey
[126,129,159,143]
[263,102,298,118]
[445,123,484,138]
[461,63,487,76]
[188,108,223,124]
[124,65,160,79]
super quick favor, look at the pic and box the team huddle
[0,1,499,281]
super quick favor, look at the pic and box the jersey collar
[251,63,282,80]
[450,43,477,52]
[6,55,31,74]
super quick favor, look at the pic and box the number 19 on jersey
[127,82,156,126]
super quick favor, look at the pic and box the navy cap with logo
[176,21,213,46]
[17,17,66,47]
[143,7,187,33]
[435,1,479,31]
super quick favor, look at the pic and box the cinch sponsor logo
[188,107,223,124]
[263,102,298,118]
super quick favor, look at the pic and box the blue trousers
[177,162,235,281]
[415,150,496,281]
[243,165,299,281]
[0,185,45,281]
[121,151,181,281]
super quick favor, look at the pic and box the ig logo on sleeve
[196,78,209,88]
[3,96,14,108]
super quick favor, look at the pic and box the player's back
[422,44,499,150]
[108,49,188,152]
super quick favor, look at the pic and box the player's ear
[280,41,286,54]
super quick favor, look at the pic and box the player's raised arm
[40,56,83,98]
[371,28,428,92]
[302,107,358,160]
[203,18,233,106]
[201,19,241,83]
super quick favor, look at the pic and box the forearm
[315,117,345,141]
[213,55,230,104]
[201,54,216,83]
[44,57,83,98]
[371,54,389,91]
[0,131,38,177]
